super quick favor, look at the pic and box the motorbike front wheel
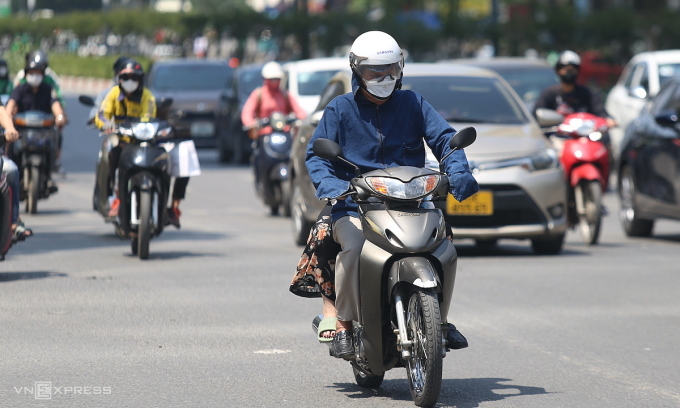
[575,180,602,245]
[405,288,443,407]
[25,166,40,214]
[137,189,152,260]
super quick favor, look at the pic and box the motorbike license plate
[446,190,493,215]
[190,121,215,137]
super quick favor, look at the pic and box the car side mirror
[535,108,564,127]
[78,95,95,107]
[654,110,679,127]
[313,138,343,161]
[628,86,647,99]
[158,97,173,110]
[310,110,324,126]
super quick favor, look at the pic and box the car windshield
[658,63,680,87]
[238,67,264,100]
[487,66,559,106]
[297,70,343,96]
[152,64,233,91]
[402,76,529,125]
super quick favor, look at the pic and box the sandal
[317,316,337,343]
[13,222,33,242]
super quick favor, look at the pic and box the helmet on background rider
[349,31,404,100]
[112,56,132,82]
[26,50,49,67]
[0,58,8,78]
[24,59,47,88]
[117,59,144,94]
[261,61,284,80]
[554,50,581,85]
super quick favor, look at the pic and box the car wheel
[291,180,314,246]
[531,233,565,255]
[619,165,654,237]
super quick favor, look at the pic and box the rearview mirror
[158,97,173,110]
[78,95,95,107]
[449,127,477,151]
[654,110,679,127]
[313,138,343,161]
[310,110,324,126]
[535,108,564,127]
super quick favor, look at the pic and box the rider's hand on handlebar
[606,118,617,128]
[3,126,19,142]
[102,119,117,133]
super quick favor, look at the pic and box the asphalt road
[1,95,679,408]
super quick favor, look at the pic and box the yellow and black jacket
[95,86,156,129]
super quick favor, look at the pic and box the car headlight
[366,175,440,200]
[525,148,559,171]
[132,123,159,140]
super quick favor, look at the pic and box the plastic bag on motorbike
[163,140,201,177]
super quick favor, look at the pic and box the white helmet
[349,31,404,99]
[555,50,581,70]
[261,61,284,80]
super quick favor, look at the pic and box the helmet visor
[358,62,402,82]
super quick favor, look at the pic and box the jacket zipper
[376,105,385,167]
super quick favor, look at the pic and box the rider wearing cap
[305,31,478,358]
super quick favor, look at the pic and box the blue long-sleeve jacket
[306,78,479,223]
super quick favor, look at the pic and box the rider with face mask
[305,31,479,358]
[95,60,157,218]
[534,50,616,128]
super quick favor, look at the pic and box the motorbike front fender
[387,257,439,297]
[570,163,604,189]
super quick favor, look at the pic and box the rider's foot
[12,221,33,242]
[166,207,181,229]
[332,330,355,360]
[47,179,58,194]
[108,198,120,217]
[444,323,468,350]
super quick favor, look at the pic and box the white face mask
[26,73,43,87]
[364,77,397,99]
[0,67,7,77]
[120,79,139,93]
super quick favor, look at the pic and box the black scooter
[250,112,296,216]
[79,96,174,259]
[12,111,59,214]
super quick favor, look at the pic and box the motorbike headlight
[366,174,440,200]
[269,133,287,145]
[525,148,559,171]
[132,123,159,141]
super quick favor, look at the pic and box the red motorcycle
[555,112,610,245]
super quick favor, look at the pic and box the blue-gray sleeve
[305,104,351,199]
[420,98,479,202]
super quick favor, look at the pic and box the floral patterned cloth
[289,209,340,301]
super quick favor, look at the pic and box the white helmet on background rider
[261,61,284,80]
[555,50,581,71]
[349,31,404,100]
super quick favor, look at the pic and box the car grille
[444,184,546,227]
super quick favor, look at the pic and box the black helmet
[25,59,47,73]
[0,58,7,68]
[118,59,144,77]
[555,50,581,71]
[26,50,49,67]
[113,56,132,74]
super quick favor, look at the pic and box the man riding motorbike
[94,59,190,227]
[305,31,479,358]
[240,61,307,138]
[1,100,32,241]
[5,58,66,195]
[533,50,616,128]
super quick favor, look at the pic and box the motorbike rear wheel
[26,166,40,214]
[405,288,443,407]
[575,180,602,245]
[352,366,384,388]
[138,190,152,260]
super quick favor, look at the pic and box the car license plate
[446,190,493,215]
[190,121,215,137]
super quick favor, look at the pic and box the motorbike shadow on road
[0,271,68,283]
[453,242,587,258]
[330,377,550,407]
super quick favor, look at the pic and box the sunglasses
[119,74,140,81]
